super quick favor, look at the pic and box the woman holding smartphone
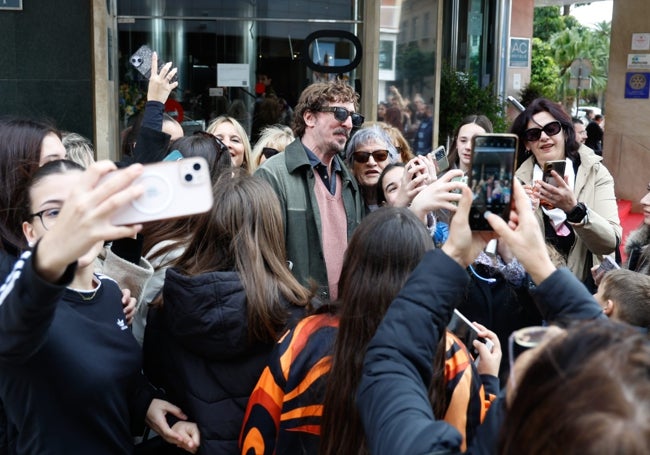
[0,159,198,453]
[510,97,621,288]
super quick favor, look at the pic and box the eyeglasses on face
[353,149,389,163]
[319,106,365,127]
[29,207,61,231]
[524,120,562,142]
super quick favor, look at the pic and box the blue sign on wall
[625,72,650,99]
[509,38,530,68]
[0,0,23,10]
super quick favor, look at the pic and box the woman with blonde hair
[250,124,294,171]
[207,115,252,172]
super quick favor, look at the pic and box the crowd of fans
[0,52,648,455]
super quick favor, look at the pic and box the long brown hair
[172,171,311,342]
[0,117,61,255]
[319,207,433,455]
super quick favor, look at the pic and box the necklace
[70,277,101,301]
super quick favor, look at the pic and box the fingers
[161,401,188,421]
[151,52,158,77]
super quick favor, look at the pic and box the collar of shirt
[304,145,341,195]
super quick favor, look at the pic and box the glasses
[194,131,229,155]
[318,106,365,127]
[524,121,562,142]
[262,147,280,160]
[29,207,61,231]
[352,149,390,163]
[508,326,552,387]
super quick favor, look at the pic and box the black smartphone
[129,45,178,82]
[542,160,566,187]
[468,134,518,230]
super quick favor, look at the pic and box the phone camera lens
[193,163,201,171]
[184,174,193,182]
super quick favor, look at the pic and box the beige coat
[515,145,621,281]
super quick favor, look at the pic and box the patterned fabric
[240,314,339,455]
[443,332,497,451]
[240,314,496,454]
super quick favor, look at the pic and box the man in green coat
[255,80,365,301]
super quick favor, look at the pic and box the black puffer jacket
[143,267,304,454]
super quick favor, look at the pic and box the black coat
[143,268,304,454]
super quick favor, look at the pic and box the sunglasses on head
[319,106,365,127]
[262,147,280,159]
[352,149,389,163]
[194,131,229,155]
[524,120,562,142]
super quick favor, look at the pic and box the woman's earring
[28,241,35,248]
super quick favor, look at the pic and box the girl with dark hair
[143,172,311,454]
[240,204,501,455]
[0,117,65,256]
[510,98,621,286]
[0,159,198,453]
[133,131,232,344]
[447,114,493,174]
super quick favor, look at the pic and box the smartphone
[102,157,213,225]
[447,309,494,360]
[129,45,178,82]
[429,145,449,174]
[596,255,620,274]
[542,160,566,187]
[468,134,518,230]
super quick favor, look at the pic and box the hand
[534,172,577,213]
[472,323,502,377]
[486,179,556,284]
[147,52,179,103]
[35,161,144,283]
[121,288,136,325]
[170,421,200,453]
[390,157,430,207]
[409,169,464,220]
[441,185,493,268]
[590,263,606,287]
[145,399,191,448]
[523,184,540,211]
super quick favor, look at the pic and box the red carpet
[617,199,644,262]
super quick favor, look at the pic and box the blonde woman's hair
[62,132,95,169]
[250,124,294,171]
[207,115,252,172]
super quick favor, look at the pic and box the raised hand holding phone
[146,51,179,103]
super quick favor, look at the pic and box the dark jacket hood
[162,267,253,360]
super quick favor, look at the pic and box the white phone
[103,157,213,225]
[448,309,494,360]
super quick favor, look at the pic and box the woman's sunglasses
[194,131,229,155]
[352,149,389,163]
[524,120,562,142]
[319,106,365,127]
[262,147,280,159]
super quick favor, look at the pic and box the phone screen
[468,134,518,230]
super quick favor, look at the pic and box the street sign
[569,78,592,90]
[570,58,592,78]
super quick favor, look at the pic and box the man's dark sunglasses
[319,106,365,127]
[524,121,562,142]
